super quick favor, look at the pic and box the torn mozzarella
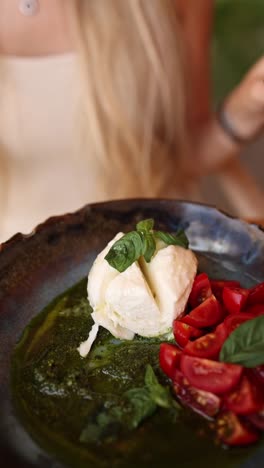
[140,245,198,327]
[88,232,124,310]
[78,323,99,357]
[78,233,198,357]
[104,261,161,337]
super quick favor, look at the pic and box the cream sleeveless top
[0,54,109,243]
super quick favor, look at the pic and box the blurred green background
[213,0,264,102]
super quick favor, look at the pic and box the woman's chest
[0,55,81,163]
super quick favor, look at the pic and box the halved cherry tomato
[183,330,226,360]
[247,410,264,430]
[214,321,229,342]
[252,365,264,387]
[223,287,249,314]
[173,321,203,348]
[188,273,212,308]
[247,281,264,306]
[224,375,263,415]
[216,411,259,446]
[244,304,264,316]
[223,313,256,336]
[210,280,240,302]
[182,295,225,329]
[159,343,182,379]
[180,355,243,394]
[173,369,220,418]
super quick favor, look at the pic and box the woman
[0,0,263,242]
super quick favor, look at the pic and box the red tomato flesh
[216,411,259,446]
[188,273,212,308]
[247,410,264,430]
[173,320,203,348]
[247,281,264,306]
[182,295,225,329]
[223,313,256,336]
[184,330,226,360]
[173,369,220,418]
[215,321,229,342]
[159,343,182,379]
[180,355,243,395]
[210,280,240,302]
[224,375,263,415]
[244,304,264,316]
[252,365,264,387]
[223,287,249,314]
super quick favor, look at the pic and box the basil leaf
[124,387,156,429]
[136,218,154,233]
[154,229,189,249]
[80,405,124,443]
[80,365,180,443]
[105,231,144,272]
[80,389,154,443]
[141,231,156,263]
[144,365,173,409]
[105,218,189,272]
[220,315,264,367]
[80,421,103,443]
[136,219,156,262]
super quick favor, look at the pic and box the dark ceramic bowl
[0,199,264,468]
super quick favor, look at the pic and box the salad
[160,274,264,446]
[11,217,264,462]
[80,218,264,447]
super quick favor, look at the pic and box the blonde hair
[71,0,192,199]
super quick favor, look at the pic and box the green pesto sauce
[11,279,260,468]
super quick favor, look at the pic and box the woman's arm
[197,56,264,171]
[221,56,264,141]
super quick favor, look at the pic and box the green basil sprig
[105,218,189,272]
[154,230,189,249]
[220,315,264,367]
[144,364,175,409]
[80,365,179,443]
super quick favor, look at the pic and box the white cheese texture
[78,232,198,357]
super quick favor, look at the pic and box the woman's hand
[223,56,264,141]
